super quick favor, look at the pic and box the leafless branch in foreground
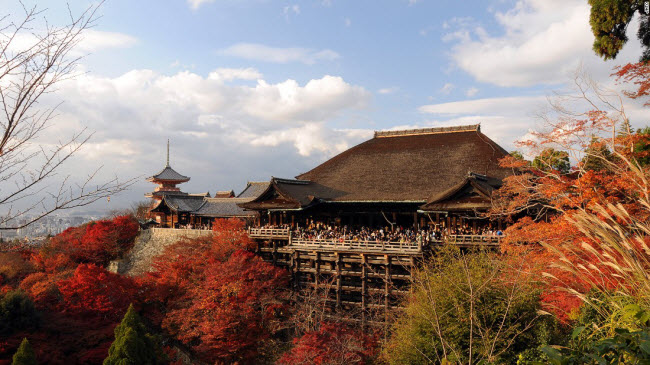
[0,1,136,230]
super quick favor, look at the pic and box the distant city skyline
[3,0,650,215]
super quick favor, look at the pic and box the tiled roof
[193,198,256,217]
[147,165,190,182]
[214,190,234,198]
[163,195,205,212]
[237,181,270,199]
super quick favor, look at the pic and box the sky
[3,0,650,215]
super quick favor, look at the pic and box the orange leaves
[614,62,650,105]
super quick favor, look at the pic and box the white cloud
[8,29,136,56]
[78,29,137,53]
[465,87,479,97]
[187,0,215,10]
[34,68,371,211]
[50,69,369,154]
[378,87,398,95]
[440,82,454,94]
[444,0,641,87]
[419,95,547,116]
[249,124,372,156]
[220,43,341,65]
[208,67,262,81]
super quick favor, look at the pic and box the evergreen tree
[0,290,38,335]
[12,338,37,365]
[532,148,571,174]
[582,137,613,171]
[588,0,650,61]
[634,126,650,166]
[103,304,166,365]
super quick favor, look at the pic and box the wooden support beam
[272,240,278,265]
[336,253,342,309]
[361,253,367,325]
[314,251,320,288]
[385,255,391,318]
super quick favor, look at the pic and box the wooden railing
[290,238,422,252]
[444,235,503,246]
[248,227,291,239]
[246,228,504,251]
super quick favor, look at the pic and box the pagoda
[145,140,190,200]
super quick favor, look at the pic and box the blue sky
[4,0,650,214]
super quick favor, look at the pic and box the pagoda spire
[166,139,170,167]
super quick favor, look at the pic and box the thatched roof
[241,125,511,210]
[419,172,501,212]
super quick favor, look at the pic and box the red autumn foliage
[45,215,139,266]
[141,218,289,364]
[57,263,137,320]
[278,322,379,365]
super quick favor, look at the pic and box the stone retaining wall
[108,228,213,276]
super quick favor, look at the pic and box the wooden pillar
[385,255,391,319]
[291,215,295,229]
[336,253,342,309]
[272,240,278,265]
[392,213,397,231]
[361,253,367,325]
[314,251,320,288]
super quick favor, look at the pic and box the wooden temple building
[145,142,268,227]
[240,124,510,232]
[145,125,513,320]
[240,124,513,320]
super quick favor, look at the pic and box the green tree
[588,0,650,61]
[510,151,525,160]
[382,247,560,364]
[532,148,571,174]
[633,126,650,166]
[103,304,166,365]
[12,338,37,365]
[0,290,39,335]
[582,137,613,171]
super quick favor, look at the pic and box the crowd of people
[258,223,503,245]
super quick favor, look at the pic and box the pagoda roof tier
[147,165,190,182]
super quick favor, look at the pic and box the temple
[240,124,509,233]
[145,125,513,317]
[145,141,266,228]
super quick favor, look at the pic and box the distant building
[145,141,267,228]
